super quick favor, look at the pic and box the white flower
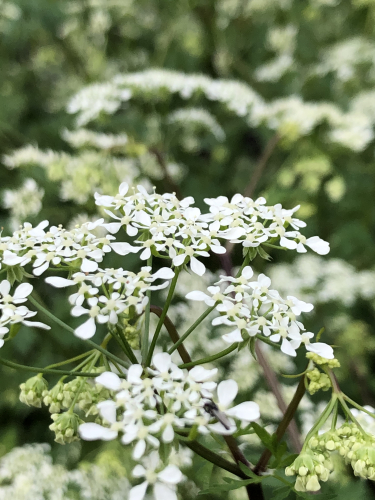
[129,452,182,500]
[207,380,260,434]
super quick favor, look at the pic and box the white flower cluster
[0,443,130,500]
[3,145,143,206]
[187,266,333,358]
[62,128,129,150]
[96,183,329,277]
[46,266,175,339]
[167,107,225,141]
[0,280,50,346]
[2,178,44,229]
[66,68,375,151]
[79,352,260,499]
[268,254,375,307]
[0,219,116,275]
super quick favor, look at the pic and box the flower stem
[114,326,138,364]
[68,353,100,410]
[28,295,129,369]
[0,357,103,378]
[45,351,95,369]
[150,305,191,364]
[254,375,306,474]
[146,268,180,366]
[344,395,375,419]
[168,303,216,355]
[142,255,153,363]
[179,343,237,369]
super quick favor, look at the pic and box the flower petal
[79,423,117,441]
[217,379,238,408]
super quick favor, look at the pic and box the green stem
[338,395,368,436]
[142,256,153,363]
[236,252,251,276]
[255,334,281,349]
[168,303,216,355]
[255,375,306,474]
[302,396,337,450]
[146,268,180,366]
[69,353,100,410]
[0,357,103,377]
[344,395,375,419]
[45,351,94,369]
[178,436,246,478]
[331,400,339,431]
[114,327,138,364]
[179,343,237,369]
[28,295,129,369]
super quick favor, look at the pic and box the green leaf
[9,323,21,339]
[273,485,292,500]
[278,453,299,468]
[257,246,272,261]
[251,422,273,449]
[198,477,262,495]
[249,336,257,360]
[238,461,259,479]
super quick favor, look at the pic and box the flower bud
[49,411,83,444]
[19,375,48,408]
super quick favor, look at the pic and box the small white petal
[45,277,75,288]
[95,372,121,390]
[128,364,143,384]
[129,481,148,500]
[154,483,177,500]
[306,342,334,359]
[81,259,98,273]
[79,423,117,441]
[217,379,238,407]
[185,291,211,302]
[74,317,96,339]
[23,320,51,330]
[153,352,171,373]
[190,256,206,276]
[152,268,175,280]
[133,439,146,459]
[226,401,260,422]
[157,465,182,485]
[97,400,117,424]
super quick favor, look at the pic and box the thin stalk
[45,351,94,369]
[302,396,338,449]
[142,255,153,363]
[150,305,191,364]
[255,334,281,349]
[0,357,103,378]
[69,353,100,410]
[29,295,129,369]
[331,400,339,431]
[254,375,306,474]
[179,343,237,369]
[115,326,138,364]
[168,303,216,355]
[179,437,246,478]
[344,395,375,419]
[338,395,368,436]
[146,269,180,366]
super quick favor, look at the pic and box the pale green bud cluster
[42,381,65,413]
[42,370,111,418]
[306,352,340,368]
[349,443,375,480]
[124,324,140,350]
[285,450,333,492]
[19,374,48,408]
[49,411,83,444]
[306,368,331,395]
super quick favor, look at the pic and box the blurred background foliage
[1,0,375,498]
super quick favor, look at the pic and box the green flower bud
[49,411,83,444]
[43,380,65,413]
[306,474,321,492]
[19,375,48,408]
